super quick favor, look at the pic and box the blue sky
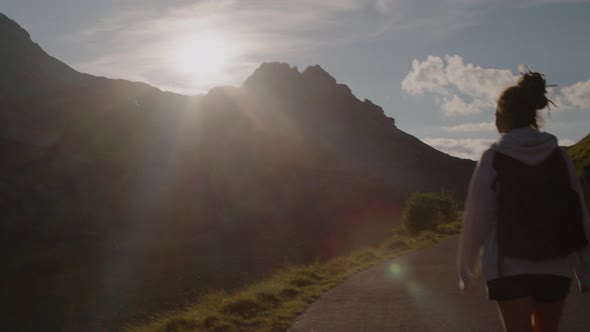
[2,0,589,159]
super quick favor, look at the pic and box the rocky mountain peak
[302,65,336,85]
[242,62,301,89]
[242,62,354,99]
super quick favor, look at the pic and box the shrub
[436,221,462,235]
[402,192,458,234]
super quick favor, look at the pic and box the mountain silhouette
[0,12,85,97]
[0,13,475,331]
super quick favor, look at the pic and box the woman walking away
[457,70,590,332]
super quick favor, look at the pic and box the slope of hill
[0,13,475,331]
[568,133,590,209]
[569,133,590,175]
[0,12,87,98]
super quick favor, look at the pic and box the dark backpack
[492,148,588,261]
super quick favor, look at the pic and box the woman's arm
[561,149,590,293]
[457,149,496,290]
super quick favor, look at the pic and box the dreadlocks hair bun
[496,70,552,129]
[516,71,549,111]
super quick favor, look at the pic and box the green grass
[568,133,590,175]
[125,220,462,332]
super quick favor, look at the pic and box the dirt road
[289,237,589,331]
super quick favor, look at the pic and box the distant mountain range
[0,12,475,331]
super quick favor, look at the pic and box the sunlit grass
[568,133,590,175]
[125,221,462,332]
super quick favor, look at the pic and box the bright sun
[169,31,236,83]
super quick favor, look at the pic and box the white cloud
[401,55,590,116]
[421,137,496,160]
[422,135,577,160]
[401,55,517,116]
[441,121,495,132]
[561,80,590,109]
[544,87,568,111]
[440,94,490,115]
[401,56,448,95]
[558,138,575,147]
[444,55,516,101]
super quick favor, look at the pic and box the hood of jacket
[492,127,559,165]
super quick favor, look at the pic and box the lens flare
[407,280,424,298]
[389,262,406,280]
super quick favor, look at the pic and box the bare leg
[497,297,535,332]
[531,300,566,332]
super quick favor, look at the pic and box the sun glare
[169,31,236,83]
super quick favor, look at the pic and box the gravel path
[289,236,589,331]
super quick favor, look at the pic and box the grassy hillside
[126,223,462,332]
[568,133,590,175]
[568,133,590,211]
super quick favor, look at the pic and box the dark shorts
[487,274,571,303]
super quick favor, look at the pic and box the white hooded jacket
[457,127,590,291]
